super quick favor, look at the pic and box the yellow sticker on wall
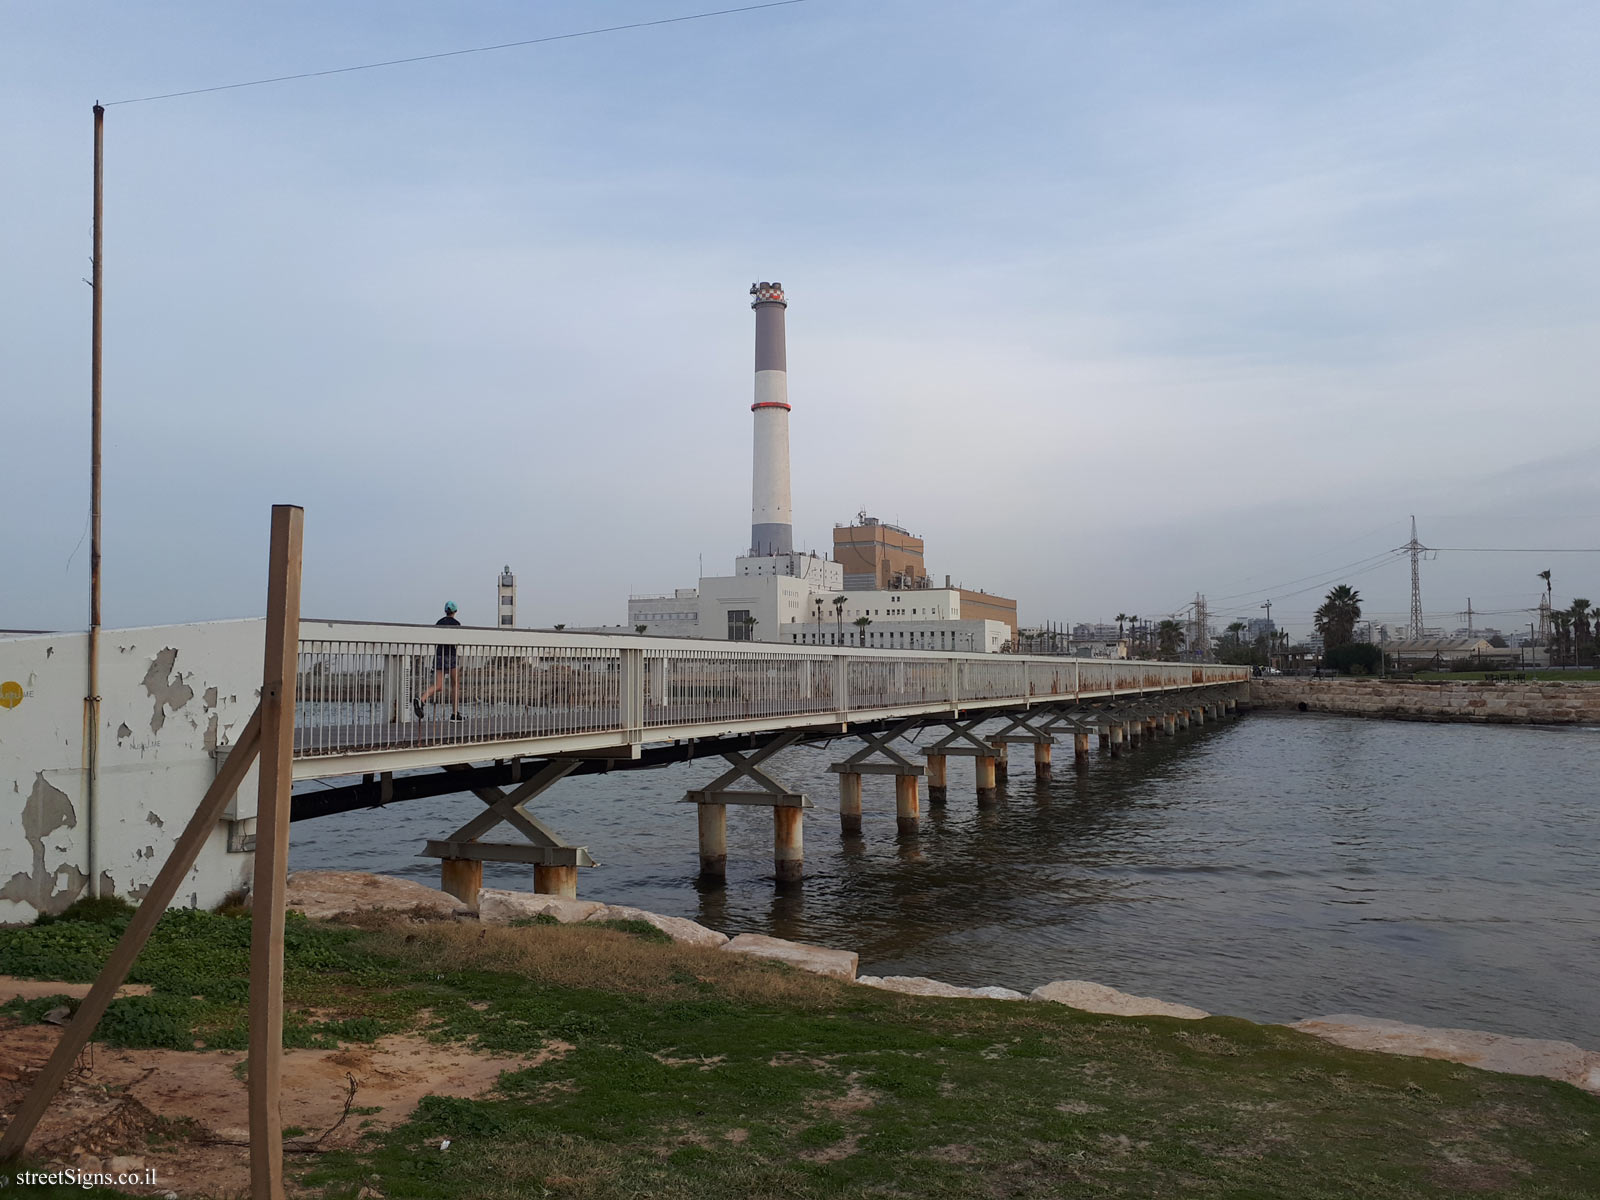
[0,681,23,709]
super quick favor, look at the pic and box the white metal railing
[292,621,1246,763]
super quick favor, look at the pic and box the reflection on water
[291,711,1600,1044]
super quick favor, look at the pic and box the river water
[290,711,1600,1046]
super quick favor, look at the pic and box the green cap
[445,600,458,613]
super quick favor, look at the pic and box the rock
[1029,980,1209,1020]
[284,870,466,920]
[107,1155,145,1173]
[720,933,858,980]
[1290,1014,1600,1093]
[41,1005,73,1025]
[857,975,1025,1001]
[582,904,729,948]
[477,889,602,925]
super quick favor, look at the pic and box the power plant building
[627,281,1017,653]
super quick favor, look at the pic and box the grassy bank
[3,903,1598,1198]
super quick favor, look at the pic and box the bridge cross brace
[984,710,1064,779]
[422,759,596,906]
[826,718,925,837]
[682,731,813,885]
[921,716,1006,806]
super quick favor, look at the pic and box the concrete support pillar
[1163,713,1177,736]
[698,803,728,878]
[1108,723,1123,758]
[1033,741,1052,778]
[1123,720,1138,749]
[1145,716,1158,738]
[774,807,803,884]
[1177,708,1189,730]
[838,773,863,835]
[975,754,998,805]
[440,858,482,908]
[895,773,920,835]
[534,864,578,898]
[993,743,1010,781]
[1097,726,1110,751]
[1226,698,1237,715]
[1192,706,1205,726]
[1073,731,1091,763]
[926,754,948,802]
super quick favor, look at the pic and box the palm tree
[854,616,872,646]
[1539,569,1553,612]
[743,616,758,642]
[833,596,846,645]
[1314,585,1363,650]
[1569,598,1592,664]
[1156,619,1186,660]
[634,624,647,634]
[1551,611,1574,666]
[813,597,825,644]
[1115,613,1127,641]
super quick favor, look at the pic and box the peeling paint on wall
[147,810,165,828]
[203,712,219,751]
[0,773,86,914]
[203,686,218,709]
[142,647,195,734]
[117,722,133,742]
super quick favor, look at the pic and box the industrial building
[627,281,1018,652]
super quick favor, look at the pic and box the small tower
[497,565,516,628]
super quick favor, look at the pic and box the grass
[3,907,1598,1197]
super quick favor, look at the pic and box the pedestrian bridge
[0,619,1247,922]
[292,621,1246,777]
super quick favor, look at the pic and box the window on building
[500,615,513,626]
[728,609,753,642]
[501,595,514,606]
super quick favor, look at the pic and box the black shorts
[434,647,458,672]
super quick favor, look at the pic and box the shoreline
[294,870,1600,1095]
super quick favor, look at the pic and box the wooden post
[0,713,262,1164]
[1108,723,1123,757]
[838,772,862,834]
[440,859,483,905]
[249,504,303,1200]
[925,754,947,801]
[894,773,919,835]
[698,803,727,878]
[992,742,1009,780]
[1073,731,1090,763]
[773,807,803,884]
[1033,741,1052,777]
[975,754,998,806]
[534,864,578,897]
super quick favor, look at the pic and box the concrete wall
[0,620,264,923]
[1251,677,1600,725]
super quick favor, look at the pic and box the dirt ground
[0,1011,539,1197]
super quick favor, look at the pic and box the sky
[4,0,1598,641]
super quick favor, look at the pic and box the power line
[106,0,811,106]
[1428,547,1600,553]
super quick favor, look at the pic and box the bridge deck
[288,622,1246,779]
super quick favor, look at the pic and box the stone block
[721,933,858,980]
[1291,1014,1600,1093]
[857,975,1025,1000]
[583,904,729,948]
[1029,979,1209,1020]
[285,870,468,920]
[477,889,602,925]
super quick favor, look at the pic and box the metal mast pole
[86,103,105,898]
[1407,515,1424,639]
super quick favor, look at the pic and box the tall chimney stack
[749,281,793,556]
